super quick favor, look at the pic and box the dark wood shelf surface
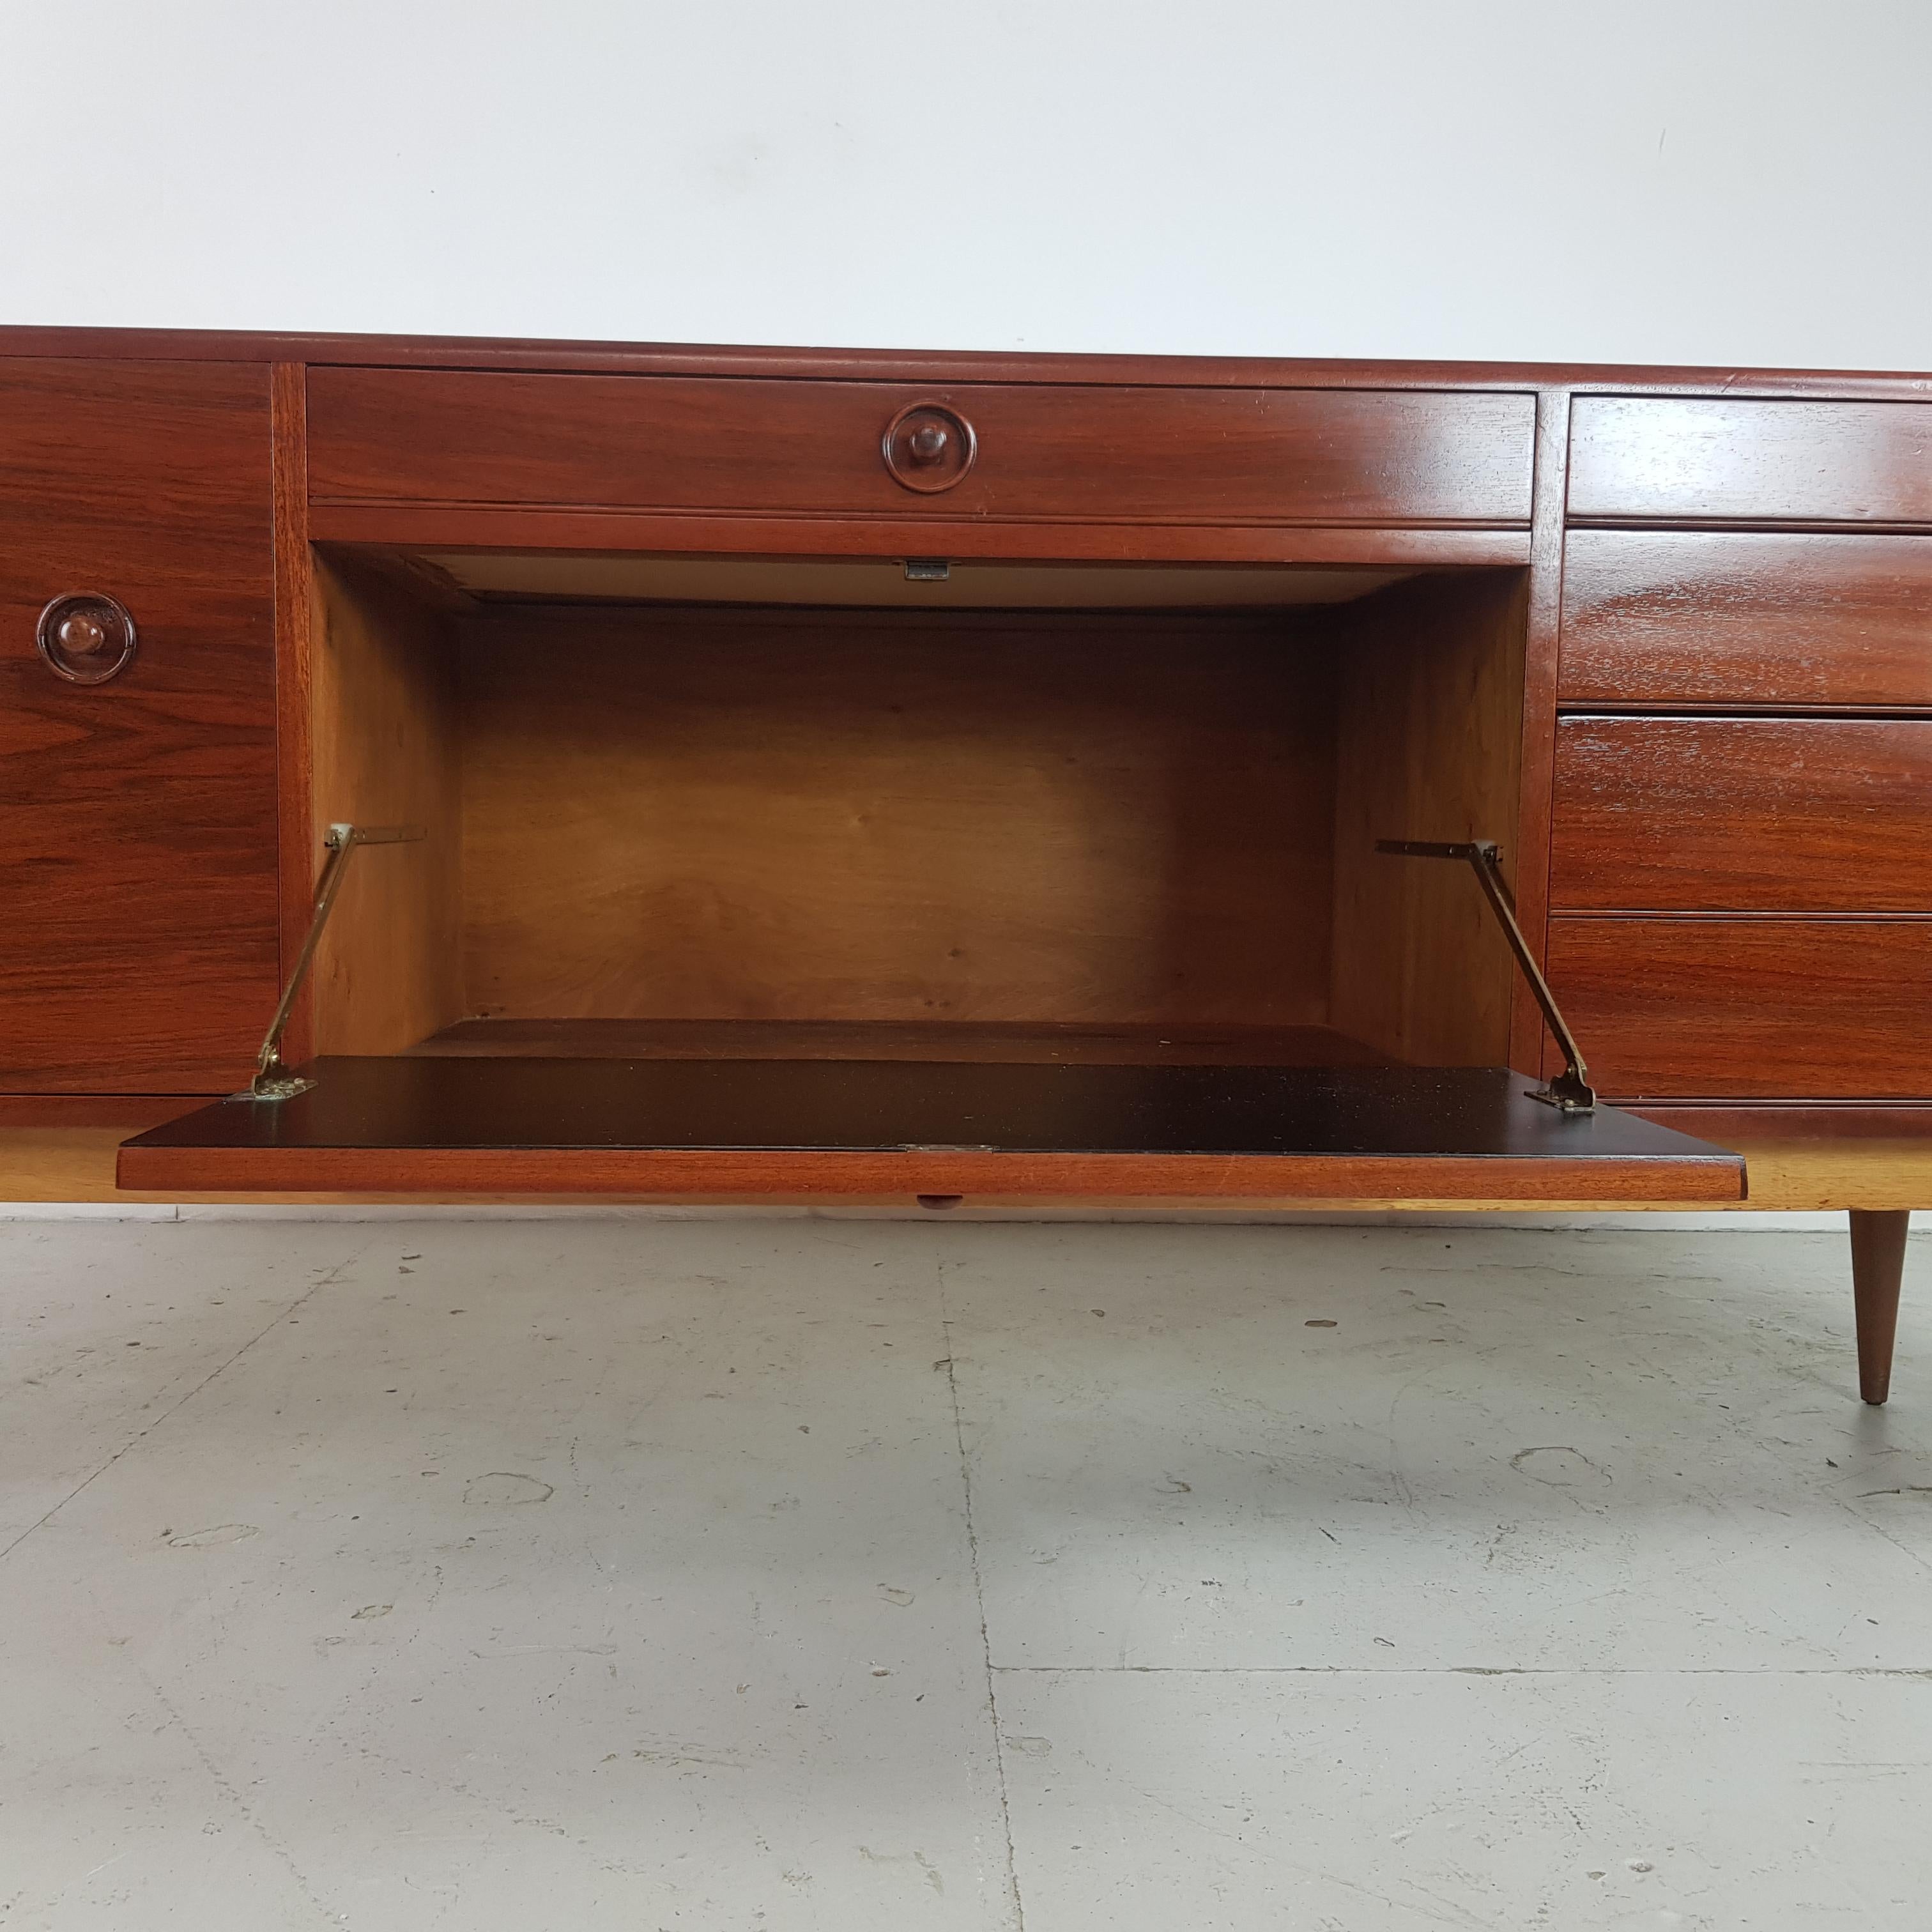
[119,1059,1745,1202]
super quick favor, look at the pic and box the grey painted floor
[1,1216,1926,1929]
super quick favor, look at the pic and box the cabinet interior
[304,547,1529,1075]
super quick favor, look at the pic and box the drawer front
[1559,529,1932,707]
[1551,717,1932,912]
[1548,918,1932,1100]
[1569,397,1932,525]
[307,370,1536,526]
[0,358,280,1091]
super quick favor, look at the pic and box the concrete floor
[1,1215,1927,1930]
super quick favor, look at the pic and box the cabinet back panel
[457,607,1336,1028]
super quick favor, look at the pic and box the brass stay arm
[249,822,425,1101]
[1376,839,1595,1113]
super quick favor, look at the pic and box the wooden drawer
[1568,397,1932,525]
[1551,716,1932,912]
[306,370,1535,526]
[1548,918,1932,1100]
[1560,530,1932,707]
[0,358,280,1092]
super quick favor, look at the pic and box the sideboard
[1,329,1924,1398]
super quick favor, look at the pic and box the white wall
[3,0,1928,370]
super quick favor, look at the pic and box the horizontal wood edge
[112,1145,1745,1202]
[1554,706,1932,721]
[1568,516,1932,536]
[1554,914,1932,925]
[307,505,1533,566]
[3,327,1928,398]
[29,1121,1932,1209]
[0,1097,199,1128]
[1630,1105,1932,1138]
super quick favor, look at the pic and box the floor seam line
[1825,1489,1932,1583]
[987,1664,1932,1677]
[0,1244,365,1569]
[939,1269,1027,1931]
[137,1660,341,1926]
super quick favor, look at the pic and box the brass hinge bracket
[1376,838,1596,1113]
[245,822,425,1101]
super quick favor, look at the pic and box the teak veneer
[1,327,1924,1402]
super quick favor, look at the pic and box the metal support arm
[247,822,425,1100]
[1376,839,1596,1113]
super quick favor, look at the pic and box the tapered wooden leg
[1850,1209,1910,1406]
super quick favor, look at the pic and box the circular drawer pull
[883,402,977,493]
[37,593,138,685]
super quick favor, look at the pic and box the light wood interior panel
[457,606,1338,1028]
[308,555,465,1052]
[303,560,1529,1063]
[1328,571,1529,1066]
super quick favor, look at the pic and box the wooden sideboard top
[1,324,1928,401]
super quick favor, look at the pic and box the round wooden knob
[36,593,138,685]
[59,611,112,657]
[882,402,977,493]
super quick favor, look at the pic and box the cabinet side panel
[307,555,465,1053]
[272,364,316,1064]
[1330,572,1528,1066]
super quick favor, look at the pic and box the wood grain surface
[270,362,317,1063]
[4,322,1927,401]
[307,555,466,1053]
[307,369,1537,526]
[1506,391,1572,1071]
[1551,716,1932,911]
[1549,917,1932,1099]
[457,604,1340,1031]
[9,326,1929,1168]
[1568,397,1932,525]
[1558,529,1932,708]
[0,358,280,1091]
[15,1105,1932,1210]
[1632,1105,1932,1141]
[112,1141,1744,1202]
[1329,571,1528,1067]
[309,506,1534,570]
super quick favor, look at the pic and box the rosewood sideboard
[1,329,1924,1398]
